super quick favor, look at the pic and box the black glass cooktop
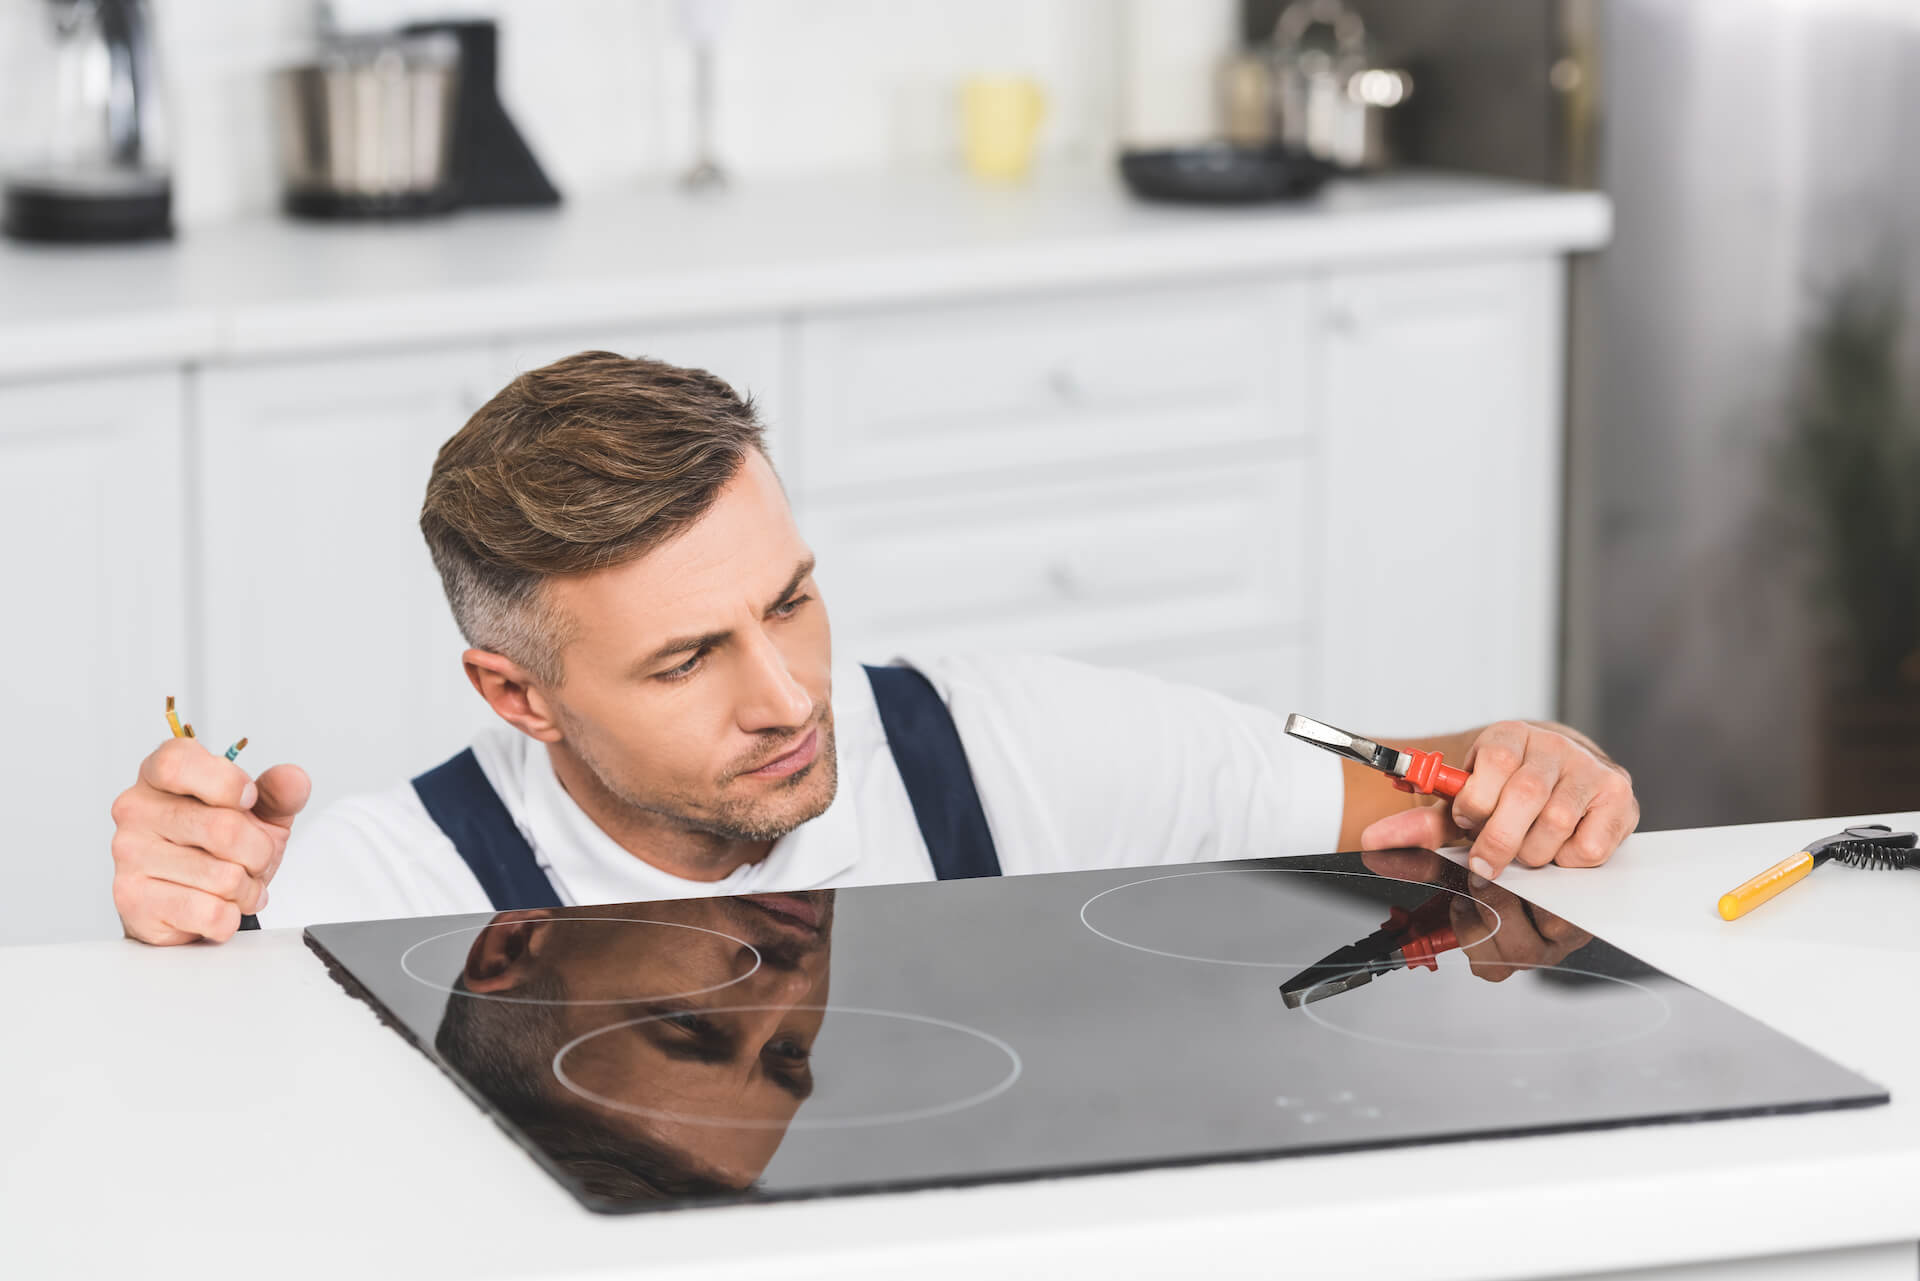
[304,850,1888,1214]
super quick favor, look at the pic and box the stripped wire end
[225,737,249,762]
[165,695,185,739]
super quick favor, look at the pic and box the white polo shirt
[266,654,1345,928]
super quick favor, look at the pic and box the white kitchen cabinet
[1316,257,1564,737]
[794,279,1310,497]
[806,455,1309,680]
[0,371,187,945]
[196,346,499,821]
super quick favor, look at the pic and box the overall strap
[864,664,1003,880]
[411,748,564,910]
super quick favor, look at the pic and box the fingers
[112,870,248,945]
[1359,847,1448,881]
[1449,722,1639,878]
[137,791,277,876]
[1556,772,1641,868]
[113,740,307,948]
[143,878,246,944]
[1450,721,1529,837]
[250,763,311,829]
[1462,734,1563,878]
[138,736,257,810]
[1455,880,1536,981]
[1513,773,1598,870]
[118,832,269,914]
[1359,804,1463,853]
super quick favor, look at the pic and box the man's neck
[544,742,775,883]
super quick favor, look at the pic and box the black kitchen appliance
[271,18,558,221]
[306,849,1886,1215]
[400,19,558,210]
[2,0,172,243]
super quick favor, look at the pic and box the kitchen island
[5,815,1916,1281]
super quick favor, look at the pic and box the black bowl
[1118,143,1332,205]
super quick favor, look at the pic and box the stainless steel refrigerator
[1260,0,1920,827]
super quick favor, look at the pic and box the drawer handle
[1048,366,1083,405]
[1046,562,1083,599]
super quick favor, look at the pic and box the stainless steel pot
[272,31,460,218]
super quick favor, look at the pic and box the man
[108,353,1639,945]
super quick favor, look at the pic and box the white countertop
[4,813,1916,1280]
[0,167,1609,382]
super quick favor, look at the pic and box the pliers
[1278,891,1460,1009]
[1285,714,1469,799]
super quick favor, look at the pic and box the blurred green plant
[1780,278,1920,692]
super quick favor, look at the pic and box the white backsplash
[67,0,1237,228]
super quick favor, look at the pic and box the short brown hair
[420,351,767,684]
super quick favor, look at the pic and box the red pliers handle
[1382,897,1460,972]
[1390,747,1471,799]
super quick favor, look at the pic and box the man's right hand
[109,738,311,945]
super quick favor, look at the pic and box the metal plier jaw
[1278,891,1461,1010]
[1284,714,1471,798]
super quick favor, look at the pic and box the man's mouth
[739,893,826,932]
[741,728,820,780]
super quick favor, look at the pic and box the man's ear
[465,648,563,742]
[461,909,559,994]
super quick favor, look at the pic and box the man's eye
[767,1037,810,1062]
[771,594,811,619]
[658,650,705,682]
[665,1012,714,1035]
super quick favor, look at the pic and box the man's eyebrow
[638,1017,737,1066]
[770,556,815,610]
[635,627,731,674]
[628,556,816,676]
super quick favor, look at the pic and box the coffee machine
[3,0,173,243]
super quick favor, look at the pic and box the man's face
[538,451,836,847]
[461,894,836,1187]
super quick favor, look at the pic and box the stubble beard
[569,712,840,848]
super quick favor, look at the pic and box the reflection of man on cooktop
[107,351,1642,945]
[433,892,835,1202]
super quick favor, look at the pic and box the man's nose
[734,628,812,731]
[754,962,818,1005]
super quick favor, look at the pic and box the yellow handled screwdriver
[1718,824,1918,920]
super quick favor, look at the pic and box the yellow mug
[961,76,1047,182]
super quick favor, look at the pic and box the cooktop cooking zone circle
[1077,867,1503,967]
[399,917,762,1005]
[553,1006,1024,1130]
[1298,961,1672,1055]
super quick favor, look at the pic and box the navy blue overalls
[408,664,1001,908]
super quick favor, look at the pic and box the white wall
[92,0,1234,229]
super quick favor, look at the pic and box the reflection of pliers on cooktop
[1279,891,1460,1009]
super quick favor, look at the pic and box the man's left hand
[1357,721,1639,879]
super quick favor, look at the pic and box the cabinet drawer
[795,279,1309,493]
[809,458,1308,660]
